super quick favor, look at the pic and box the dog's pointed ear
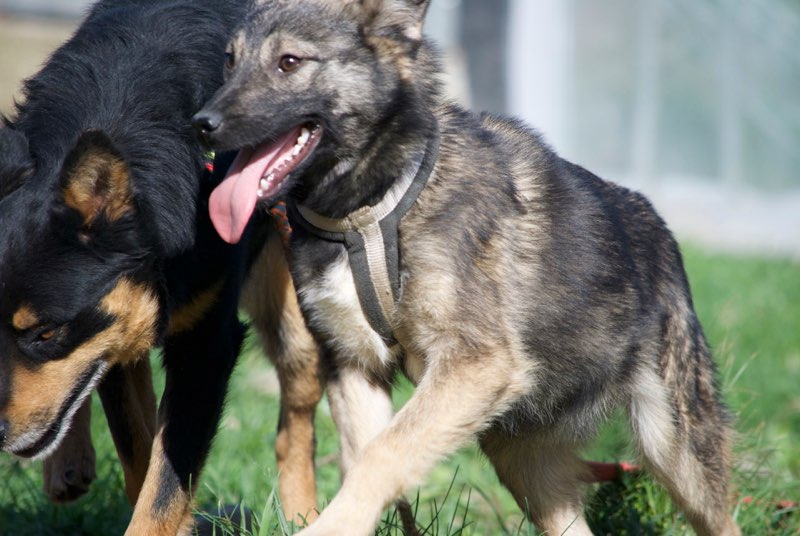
[0,126,35,199]
[356,0,431,45]
[61,130,134,225]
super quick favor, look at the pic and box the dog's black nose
[192,111,223,136]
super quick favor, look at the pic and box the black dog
[0,1,258,533]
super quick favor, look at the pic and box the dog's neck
[286,118,440,344]
[295,102,438,218]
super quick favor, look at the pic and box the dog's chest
[297,251,398,369]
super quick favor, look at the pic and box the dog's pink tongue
[209,142,283,244]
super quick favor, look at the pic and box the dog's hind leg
[243,233,323,524]
[480,431,593,535]
[629,355,739,536]
[98,357,158,505]
[42,398,97,503]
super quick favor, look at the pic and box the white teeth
[290,127,311,157]
[255,127,317,198]
[298,127,310,145]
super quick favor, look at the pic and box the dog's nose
[0,418,7,447]
[192,111,223,136]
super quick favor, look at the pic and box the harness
[285,127,440,345]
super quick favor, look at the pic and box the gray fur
[196,1,739,534]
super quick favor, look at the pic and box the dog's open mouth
[209,122,322,244]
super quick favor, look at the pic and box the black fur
[0,0,254,526]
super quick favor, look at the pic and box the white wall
[507,0,574,158]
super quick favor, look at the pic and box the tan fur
[7,348,103,435]
[12,305,40,331]
[480,433,593,535]
[241,233,323,524]
[199,1,738,533]
[366,35,415,82]
[326,367,393,475]
[63,147,133,225]
[125,431,194,536]
[632,352,740,536]
[115,358,158,506]
[303,348,533,535]
[167,281,223,335]
[99,278,160,365]
[359,0,428,42]
[42,359,157,506]
[4,277,156,459]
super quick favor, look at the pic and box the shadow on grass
[0,458,131,536]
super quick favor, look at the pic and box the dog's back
[432,111,734,532]
[11,0,244,255]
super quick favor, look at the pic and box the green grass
[1,246,798,535]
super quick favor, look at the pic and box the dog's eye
[224,51,235,71]
[16,323,63,344]
[278,55,302,73]
[38,328,57,341]
[30,324,61,342]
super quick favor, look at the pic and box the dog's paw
[294,503,376,536]
[42,434,97,503]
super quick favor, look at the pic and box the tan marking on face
[12,305,39,331]
[167,281,223,336]
[4,278,158,441]
[63,148,133,225]
[6,342,102,437]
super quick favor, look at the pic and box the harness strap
[288,125,440,345]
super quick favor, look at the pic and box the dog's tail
[628,286,739,536]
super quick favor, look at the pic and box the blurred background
[2,0,798,258]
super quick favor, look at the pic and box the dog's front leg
[243,233,323,524]
[125,300,243,536]
[298,350,530,536]
[327,367,420,535]
[326,366,393,476]
[42,398,96,503]
[98,357,157,506]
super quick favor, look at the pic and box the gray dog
[193,1,740,534]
